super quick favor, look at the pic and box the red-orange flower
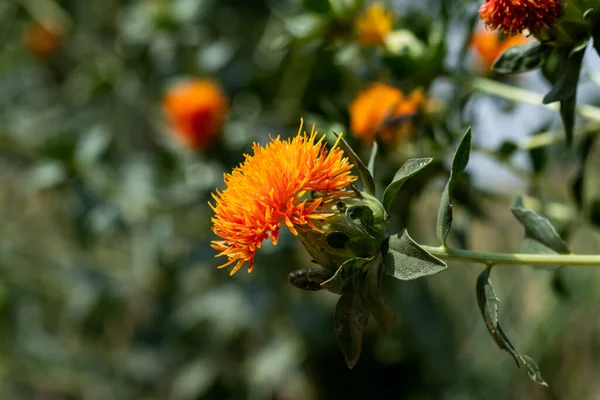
[349,83,426,144]
[470,28,529,70]
[479,0,563,36]
[163,80,228,150]
[24,21,64,60]
[355,2,393,46]
[210,121,357,275]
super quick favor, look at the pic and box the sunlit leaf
[382,157,433,212]
[437,127,471,246]
[367,141,378,178]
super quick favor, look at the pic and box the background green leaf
[542,47,586,144]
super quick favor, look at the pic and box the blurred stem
[21,0,72,28]
[517,124,600,150]
[421,245,600,266]
[471,77,600,123]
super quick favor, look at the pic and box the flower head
[210,121,357,275]
[356,2,393,46]
[479,0,563,36]
[470,28,529,70]
[350,83,426,144]
[163,80,228,150]
[24,21,64,60]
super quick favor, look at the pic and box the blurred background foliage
[1,0,600,398]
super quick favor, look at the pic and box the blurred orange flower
[350,83,426,144]
[355,2,393,46]
[163,80,228,150]
[210,121,356,275]
[479,0,563,36]
[24,22,64,60]
[471,29,529,71]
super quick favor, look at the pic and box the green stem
[471,77,600,123]
[421,245,600,266]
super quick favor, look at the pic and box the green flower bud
[295,191,388,272]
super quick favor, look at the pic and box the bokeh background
[1,0,600,399]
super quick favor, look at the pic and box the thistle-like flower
[350,83,426,145]
[479,0,563,36]
[355,2,393,46]
[210,122,358,275]
[24,21,64,60]
[470,28,529,70]
[163,80,228,150]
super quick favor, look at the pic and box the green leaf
[582,137,600,227]
[476,267,548,387]
[284,13,330,40]
[542,46,585,144]
[334,132,376,196]
[497,141,518,160]
[451,127,472,174]
[593,23,600,58]
[329,0,363,20]
[382,157,433,212]
[560,94,577,145]
[366,256,395,333]
[542,47,585,104]
[334,290,371,369]
[492,41,550,74]
[367,141,378,178]
[303,0,331,14]
[511,196,570,256]
[436,127,471,246]
[437,183,452,244]
[321,257,369,294]
[383,229,447,280]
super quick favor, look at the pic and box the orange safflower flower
[470,29,529,70]
[479,0,563,36]
[356,2,393,46]
[349,83,426,144]
[163,80,228,150]
[24,22,64,60]
[210,121,357,275]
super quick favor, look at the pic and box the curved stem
[421,245,600,267]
